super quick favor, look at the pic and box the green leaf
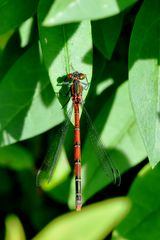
[5,214,26,240]
[33,197,131,240]
[42,0,137,26]
[0,0,38,35]
[38,0,92,108]
[68,81,146,208]
[0,144,33,170]
[19,17,34,48]
[0,44,64,146]
[129,0,160,167]
[92,13,124,60]
[113,164,160,240]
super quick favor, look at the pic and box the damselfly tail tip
[76,205,82,212]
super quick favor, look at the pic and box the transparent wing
[36,106,73,186]
[82,104,121,185]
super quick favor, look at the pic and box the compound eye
[67,73,73,79]
[79,73,85,80]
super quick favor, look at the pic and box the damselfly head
[79,73,86,80]
[67,72,86,81]
[67,73,73,80]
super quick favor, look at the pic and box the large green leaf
[42,0,137,26]
[33,197,130,240]
[0,144,33,170]
[68,81,146,208]
[113,164,160,239]
[129,0,160,167]
[5,214,26,240]
[92,13,124,60]
[0,44,64,146]
[38,0,92,108]
[0,0,38,35]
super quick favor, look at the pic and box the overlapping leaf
[5,214,26,240]
[113,165,160,239]
[43,0,137,26]
[0,44,64,146]
[129,0,160,167]
[33,198,130,240]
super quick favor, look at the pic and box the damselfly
[37,71,120,211]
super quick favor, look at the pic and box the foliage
[113,164,160,240]
[0,0,159,239]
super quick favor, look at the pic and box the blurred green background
[0,0,160,239]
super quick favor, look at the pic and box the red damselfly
[37,71,120,211]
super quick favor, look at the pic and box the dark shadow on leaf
[85,153,148,206]
[0,31,25,81]
[83,145,147,204]
[40,23,80,70]
[82,46,127,140]
[117,0,141,12]
[82,48,93,64]
[39,0,81,75]
[56,75,71,110]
